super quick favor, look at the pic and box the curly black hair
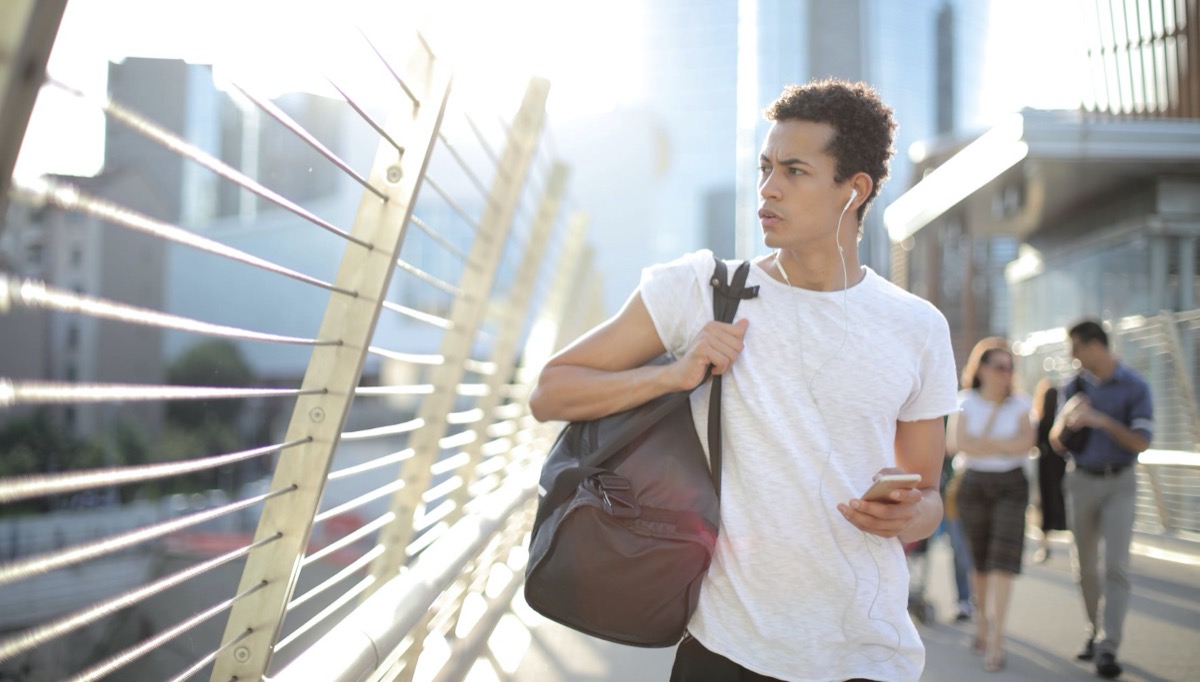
[764,79,897,221]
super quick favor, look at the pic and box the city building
[560,0,999,315]
[886,0,1200,365]
[735,0,995,273]
[1,55,462,440]
[551,0,740,313]
[0,58,225,438]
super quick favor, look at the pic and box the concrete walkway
[495,533,1200,681]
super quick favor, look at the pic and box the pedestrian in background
[947,338,1035,673]
[1032,377,1067,563]
[941,442,974,622]
[1051,319,1153,680]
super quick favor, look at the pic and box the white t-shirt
[639,250,958,682]
[955,389,1033,472]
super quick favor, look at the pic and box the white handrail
[271,474,537,682]
[1140,449,1200,467]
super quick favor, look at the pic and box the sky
[980,0,1089,119]
[14,0,649,179]
[14,0,1088,179]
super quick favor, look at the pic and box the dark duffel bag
[524,257,757,647]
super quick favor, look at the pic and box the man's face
[757,119,849,250]
[1069,335,1096,371]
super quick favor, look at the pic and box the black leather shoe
[1076,639,1095,661]
[1096,651,1122,678]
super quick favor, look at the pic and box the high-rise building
[735,0,994,273]
[563,0,996,316]
[885,0,1200,364]
[554,0,740,313]
[0,58,227,438]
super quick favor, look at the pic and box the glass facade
[901,214,1019,362]
[1010,236,1154,340]
[1083,0,1200,117]
[889,1,1200,368]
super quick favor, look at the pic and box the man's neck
[771,246,865,292]
[1090,353,1119,381]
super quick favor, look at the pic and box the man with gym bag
[530,79,958,682]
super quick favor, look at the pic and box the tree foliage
[165,339,254,429]
[0,341,261,514]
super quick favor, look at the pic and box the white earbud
[837,189,857,254]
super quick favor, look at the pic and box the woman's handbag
[944,470,964,520]
[524,257,758,647]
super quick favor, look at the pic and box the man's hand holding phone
[838,471,924,538]
[860,473,922,502]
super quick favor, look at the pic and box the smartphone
[860,473,922,502]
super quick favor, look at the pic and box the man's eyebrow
[759,154,812,167]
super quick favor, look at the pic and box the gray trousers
[1063,465,1137,655]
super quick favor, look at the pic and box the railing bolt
[234,646,251,663]
[386,165,403,183]
[310,407,325,422]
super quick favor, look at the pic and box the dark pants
[957,468,1029,574]
[670,635,880,682]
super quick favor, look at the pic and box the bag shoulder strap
[706,258,757,495]
[575,256,757,471]
[979,398,1004,439]
[551,257,758,498]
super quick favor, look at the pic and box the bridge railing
[1015,310,1200,539]
[0,3,602,681]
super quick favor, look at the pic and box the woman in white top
[946,338,1036,672]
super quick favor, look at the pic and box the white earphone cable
[774,192,901,662]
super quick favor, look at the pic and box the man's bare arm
[839,417,945,543]
[954,409,1036,456]
[893,417,947,544]
[528,291,749,423]
[1049,393,1086,455]
[1048,412,1070,454]
[1050,394,1149,455]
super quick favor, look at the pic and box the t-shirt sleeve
[955,388,971,411]
[899,306,960,422]
[638,250,713,357]
[1130,377,1154,440]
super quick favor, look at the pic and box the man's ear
[849,172,872,206]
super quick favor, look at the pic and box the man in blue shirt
[1050,319,1153,680]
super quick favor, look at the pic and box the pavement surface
[487,532,1200,682]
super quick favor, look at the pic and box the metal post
[0,0,69,232]
[367,78,550,588]
[509,212,591,457]
[1178,237,1196,384]
[210,37,453,682]
[402,164,567,672]
[516,212,591,377]
[557,244,601,350]
[1150,235,1169,310]
[447,162,568,520]
[1141,465,1174,531]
